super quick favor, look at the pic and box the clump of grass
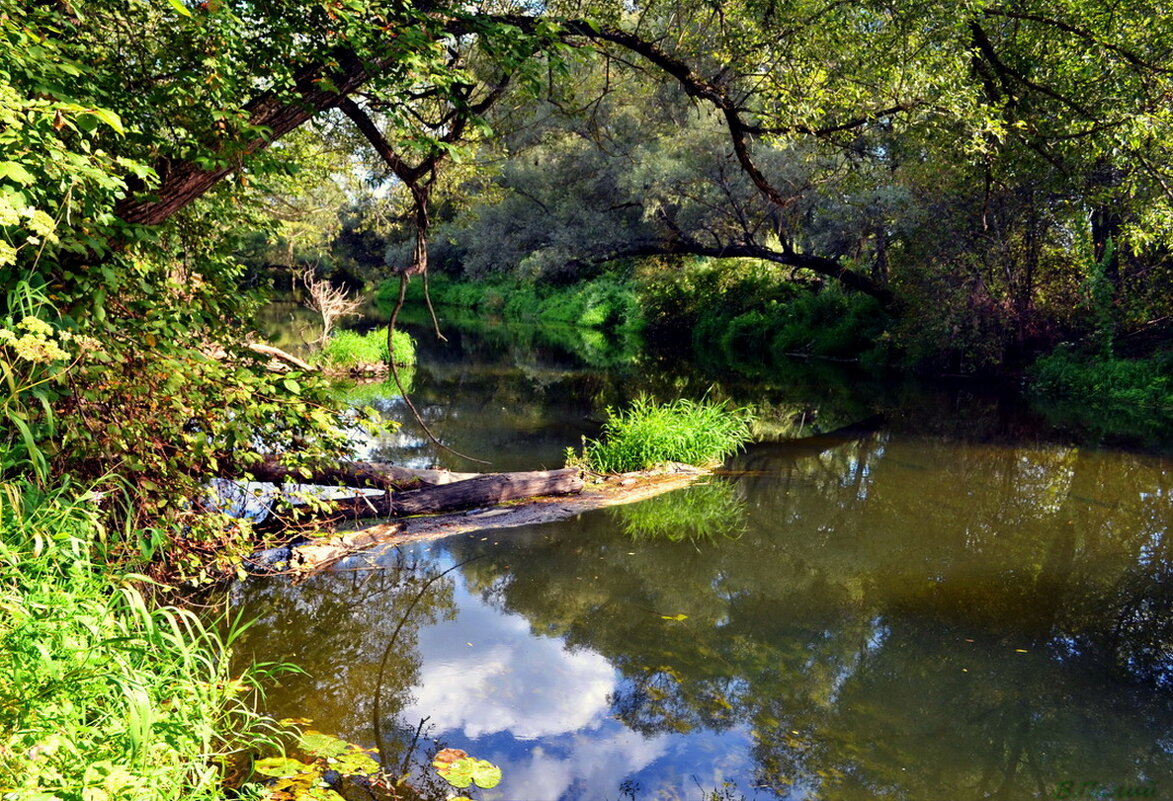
[318,327,416,369]
[570,396,756,473]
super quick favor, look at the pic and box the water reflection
[228,322,1172,801]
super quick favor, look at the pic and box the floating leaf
[470,759,502,789]
[660,613,688,621]
[298,731,351,759]
[432,748,468,769]
[254,756,313,778]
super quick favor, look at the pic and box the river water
[228,317,1172,801]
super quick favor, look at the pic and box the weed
[318,327,416,369]
[570,396,756,473]
[0,480,285,800]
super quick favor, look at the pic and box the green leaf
[471,759,503,789]
[0,161,35,186]
[298,731,351,759]
[283,378,300,394]
[80,108,126,134]
[661,613,689,621]
[254,756,313,778]
[167,0,192,17]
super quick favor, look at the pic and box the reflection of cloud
[496,730,668,801]
[401,583,615,739]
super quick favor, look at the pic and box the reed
[572,396,756,474]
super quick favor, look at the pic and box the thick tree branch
[574,240,895,305]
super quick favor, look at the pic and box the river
[228,314,1172,801]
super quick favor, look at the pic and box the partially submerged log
[249,458,479,492]
[327,468,584,519]
[254,465,706,575]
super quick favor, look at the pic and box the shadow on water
[228,312,1173,801]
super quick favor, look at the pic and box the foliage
[250,730,384,801]
[432,748,503,791]
[0,479,284,800]
[317,328,416,370]
[570,396,756,473]
[1028,347,1173,442]
[384,273,643,335]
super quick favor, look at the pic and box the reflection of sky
[398,557,764,801]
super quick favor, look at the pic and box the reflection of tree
[227,552,457,771]
[449,437,1173,799]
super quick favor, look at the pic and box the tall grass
[0,479,284,800]
[317,327,416,369]
[571,396,756,473]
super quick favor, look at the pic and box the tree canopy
[3,0,1173,515]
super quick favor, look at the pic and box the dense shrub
[1029,348,1173,411]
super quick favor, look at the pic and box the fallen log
[247,342,316,372]
[258,465,706,575]
[327,467,584,520]
[249,458,479,492]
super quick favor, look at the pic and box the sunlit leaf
[298,731,351,759]
[254,756,313,777]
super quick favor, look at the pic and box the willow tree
[4,0,1173,507]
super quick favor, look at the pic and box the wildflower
[0,241,15,267]
[0,328,14,343]
[17,316,54,337]
[10,333,69,362]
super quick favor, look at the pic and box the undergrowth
[0,479,284,800]
[1027,347,1173,444]
[569,396,756,473]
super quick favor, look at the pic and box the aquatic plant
[571,396,756,473]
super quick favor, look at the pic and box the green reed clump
[0,480,283,800]
[572,396,756,473]
[318,327,416,368]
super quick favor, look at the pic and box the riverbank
[380,270,1173,445]
[0,480,277,799]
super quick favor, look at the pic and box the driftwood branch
[247,343,317,372]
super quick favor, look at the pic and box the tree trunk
[323,468,584,520]
[249,458,480,491]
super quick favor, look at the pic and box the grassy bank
[0,480,279,800]
[379,262,894,369]
[1028,348,1173,443]
[379,274,644,336]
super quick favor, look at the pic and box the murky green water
[228,319,1172,801]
